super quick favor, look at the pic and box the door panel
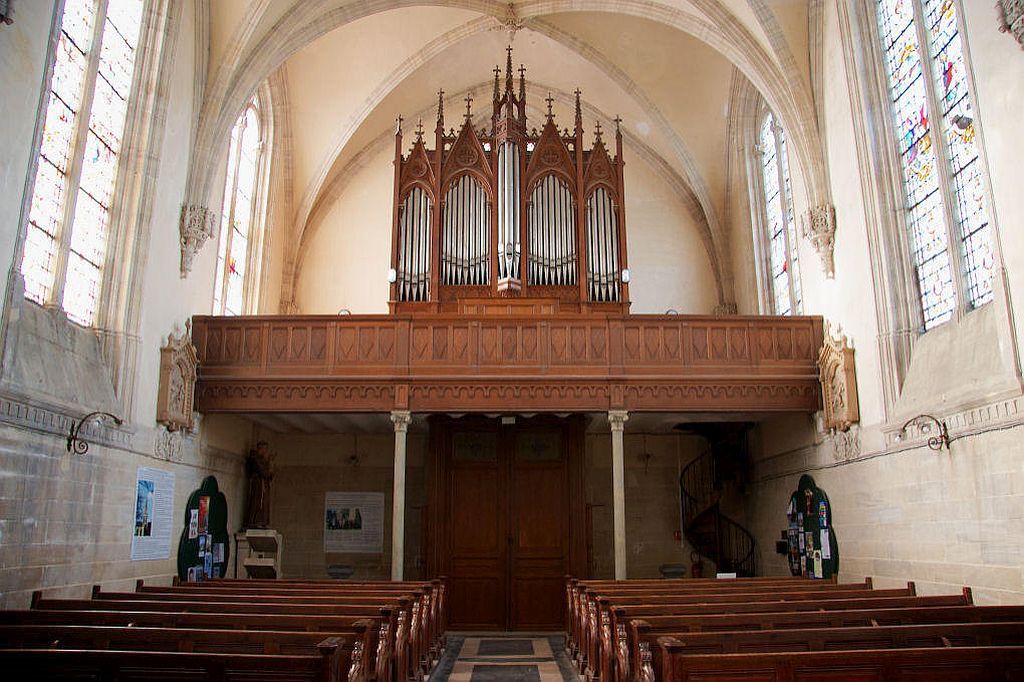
[432,417,581,630]
[511,465,564,556]
[451,467,501,555]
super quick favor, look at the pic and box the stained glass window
[213,98,263,316]
[876,0,994,330]
[21,0,143,326]
[759,112,801,316]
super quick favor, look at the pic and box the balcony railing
[191,313,823,414]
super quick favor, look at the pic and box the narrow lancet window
[876,0,995,329]
[22,0,143,326]
[759,112,801,316]
[213,97,263,315]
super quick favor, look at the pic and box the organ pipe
[390,47,627,310]
[442,175,490,287]
[397,187,431,302]
[586,187,620,302]
[528,175,577,286]
[497,142,520,281]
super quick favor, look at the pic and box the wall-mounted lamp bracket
[67,411,123,455]
[899,414,950,452]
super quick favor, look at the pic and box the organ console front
[389,47,629,314]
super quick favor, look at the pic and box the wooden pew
[592,588,971,682]
[140,581,442,674]
[27,594,395,682]
[0,625,360,682]
[565,576,853,646]
[583,585,925,679]
[125,584,430,680]
[0,648,342,682]
[627,621,1024,682]
[566,577,869,668]
[655,641,1024,682]
[163,577,448,670]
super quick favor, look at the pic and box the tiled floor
[430,634,579,682]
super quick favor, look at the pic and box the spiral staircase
[678,428,756,577]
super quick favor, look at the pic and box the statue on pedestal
[244,441,274,529]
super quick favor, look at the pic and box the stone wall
[746,405,1024,604]
[584,432,701,579]
[0,413,247,609]
[258,431,427,580]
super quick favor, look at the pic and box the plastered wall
[294,145,720,315]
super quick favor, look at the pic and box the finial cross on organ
[546,93,555,120]
[415,119,424,140]
[464,94,474,121]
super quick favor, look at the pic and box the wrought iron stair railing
[679,449,755,576]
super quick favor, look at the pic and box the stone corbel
[156,321,199,431]
[817,320,859,432]
[802,204,836,278]
[179,204,216,277]
[997,1,1024,48]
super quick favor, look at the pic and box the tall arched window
[213,96,265,316]
[876,0,995,330]
[21,0,144,326]
[757,111,802,316]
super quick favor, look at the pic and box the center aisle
[430,634,580,682]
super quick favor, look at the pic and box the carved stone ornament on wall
[802,204,836,278]
[997,0,1024,48]
[157,322,199,431]
[179,204,216,277]
[817,320,859,432]
[830,425,861,462]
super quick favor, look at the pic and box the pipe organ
[390,47,629,313]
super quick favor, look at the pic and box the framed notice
[325,492,384,553]
[131,467,175,560]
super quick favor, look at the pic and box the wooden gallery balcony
[191,312,824,414]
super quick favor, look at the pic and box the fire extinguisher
[690,551,704,578]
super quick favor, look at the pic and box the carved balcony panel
[192,314,824,413]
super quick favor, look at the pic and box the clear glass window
[213,100,263,316]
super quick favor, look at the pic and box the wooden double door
[427,415,586,630]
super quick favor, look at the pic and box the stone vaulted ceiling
[190,1,826,313]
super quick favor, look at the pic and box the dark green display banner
[176,475,230,581]
[786,474,839,579]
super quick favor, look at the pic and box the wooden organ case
[390,48,629,314]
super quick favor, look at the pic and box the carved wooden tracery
[390,47,628,313]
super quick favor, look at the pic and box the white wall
[293,143,719,315]
[741,1,1024,605]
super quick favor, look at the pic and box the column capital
[608,410,629,432]
[390,410,412,432]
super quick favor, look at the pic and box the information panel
[131,466,175,560]
[324,491,384,553]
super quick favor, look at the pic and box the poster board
[131,467,175,560]
[176,476,230,581]
[786,474,839,579]
[324,492,384,553]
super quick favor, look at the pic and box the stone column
[390,410,412,580]
[608,410,629,580]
